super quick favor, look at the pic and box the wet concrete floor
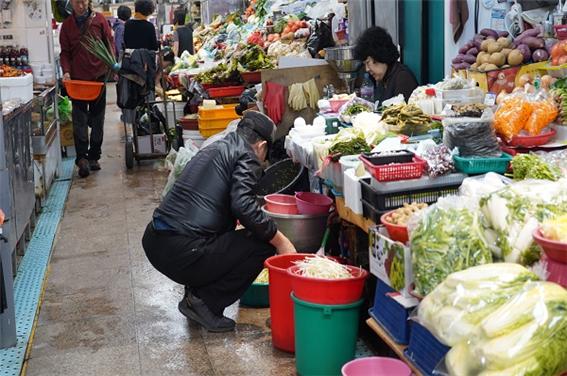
[24,88,296,375]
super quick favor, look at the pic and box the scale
[324,46,362,94]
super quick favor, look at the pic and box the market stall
[150,1,567,375]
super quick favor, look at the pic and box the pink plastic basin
[264,194,298,215]
[295,192,333,215]
[342,357,411,376]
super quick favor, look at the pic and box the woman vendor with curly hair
[354,26,418,104]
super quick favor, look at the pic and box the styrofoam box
[137,134,167,154]
[0,73,33,103]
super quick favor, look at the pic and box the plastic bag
[161,145,199,199]
[493,92,531,140]
[417,263,539,347]
[444,281,567,376]
[419,144,455,177]
[57,95,72,124]
[306,17,335,58]
[442,111,501,157]
[409,196,493,296]
[525,95,558,135]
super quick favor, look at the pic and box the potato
[484,63,499,71]
[501,48,513,58]
[489,52,506,67]
[476,51,487,64]
[479,53,491,65]
[480,39,492,52]
[497,36,512,48]
[487,41,503,54]
[507,49,524,66]
[471,62,478,70]
[478,63,488,72]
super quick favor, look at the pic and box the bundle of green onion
[82,34,117,69]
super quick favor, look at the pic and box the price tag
[484,93,497,106]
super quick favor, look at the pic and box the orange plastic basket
[64,80,104,101]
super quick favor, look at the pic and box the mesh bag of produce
[493,92,531,140]
[524,95,558,136]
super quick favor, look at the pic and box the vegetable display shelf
[366,318,423,376]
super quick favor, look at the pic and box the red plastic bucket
[265,253,312,353]
[288,265,368,305]
[342,357,411,376]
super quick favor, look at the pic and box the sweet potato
[466,47,479,56]
[480,28,499,39]
[522,36,545,50]
[516,44,532,62]
[462,54,477,64]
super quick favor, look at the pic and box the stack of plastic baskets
[368,279,412,345]
[404,321,450,375]
[288,263,368,376]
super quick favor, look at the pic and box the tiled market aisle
[23,87,296,376]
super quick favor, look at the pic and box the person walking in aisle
[172,7,194,57]
[142,111,296,333]
[113,5,131,56]
[60,0,114,178]
[123,0,159,51]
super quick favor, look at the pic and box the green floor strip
[0,159,74,376]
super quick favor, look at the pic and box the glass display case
[31,85,57,156]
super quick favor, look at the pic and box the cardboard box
[137,134,167,154]
[464,62,547,94]
[59,121,74,147]
[368,226,413,296]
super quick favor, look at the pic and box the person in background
[142,111,296,332]
[123,0,158,51]
[172,7,194,57]
[60,0,114,178]
[113,5,131,56]
[354,26,418,104]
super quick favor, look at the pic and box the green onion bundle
[81,34,117,69]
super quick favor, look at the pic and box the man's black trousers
[142,223,275,315]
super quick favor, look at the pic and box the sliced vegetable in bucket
[293,256,355,279]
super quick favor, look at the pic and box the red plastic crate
[360,154,426,182]
[207,85,245,99]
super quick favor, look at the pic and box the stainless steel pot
[262,206,328,253]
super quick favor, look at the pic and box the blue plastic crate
[368,279,411,344]
[405,321,450,376]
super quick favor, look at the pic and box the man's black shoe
[178,293,235,332]
[77,159,90,178]
[89,160,101,171]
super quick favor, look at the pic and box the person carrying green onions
[60,0,114,178]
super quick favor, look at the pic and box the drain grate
[0,158,74,376]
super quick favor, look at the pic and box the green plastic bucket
[292,293,363,376]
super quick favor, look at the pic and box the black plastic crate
[361,150,415,166]
[360,176,464,212]
[362,199,385,223]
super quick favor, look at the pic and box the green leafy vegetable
[445,282,567,376]
[419,263,539,347]
[511,153,560,181]
[411,204,493,296]
[327,128,370,160]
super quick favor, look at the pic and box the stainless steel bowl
[262,206,328,252]
[324,46,362,74]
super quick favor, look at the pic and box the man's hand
[63,73,71,81]
[270,230,297,255]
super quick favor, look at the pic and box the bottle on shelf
[360,73,374,102]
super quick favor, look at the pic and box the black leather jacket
[154,132,277,242]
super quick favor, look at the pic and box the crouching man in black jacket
[142,111,296,332]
